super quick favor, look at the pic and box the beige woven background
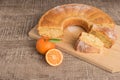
[0,0,120,80]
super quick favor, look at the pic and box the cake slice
[75,32,104,53]
[89,24,117,48]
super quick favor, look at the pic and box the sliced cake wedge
[75,32,104,53]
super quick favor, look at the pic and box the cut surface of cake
[75,32,104,53]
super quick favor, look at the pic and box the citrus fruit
[36,37,55,55]
[45,49,63,66]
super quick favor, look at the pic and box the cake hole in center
[63,25,85,46]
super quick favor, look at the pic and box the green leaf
[49,38,62,43]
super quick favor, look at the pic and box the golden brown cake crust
[38,4,115,29]
[37,4,116,48]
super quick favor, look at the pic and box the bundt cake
[37,4,116,48]
[75,32,104,53]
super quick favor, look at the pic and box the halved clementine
[45,49,63,66]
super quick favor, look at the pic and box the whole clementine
[36,37,55,55]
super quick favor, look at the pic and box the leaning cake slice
[75,32,104,53]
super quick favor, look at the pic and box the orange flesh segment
[46,49,63,66]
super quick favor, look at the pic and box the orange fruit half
[45,49,63,66]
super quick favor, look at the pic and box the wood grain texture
[0,0,120,80]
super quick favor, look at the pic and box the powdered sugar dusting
[78,41,90,52]
[53,6,65,13]
[79,5,91,11]
[107,30,116,40]
[64,5,73,9]
[53,6,61,9]
[74,5,81,10]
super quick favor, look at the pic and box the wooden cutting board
[28,25,120,73]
